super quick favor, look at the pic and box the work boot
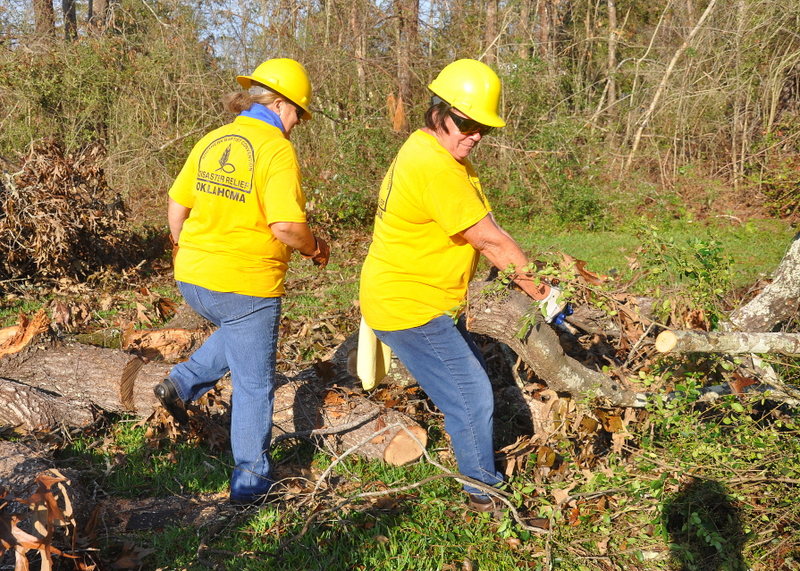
[467,493,501,515]
[153,378,188,424]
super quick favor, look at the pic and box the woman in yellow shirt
[360,59,565,512]
[155,58,330,504]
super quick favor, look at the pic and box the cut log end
[655,330,678,353]
[383,425,427,466]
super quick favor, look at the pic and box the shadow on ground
[662,477,747,571]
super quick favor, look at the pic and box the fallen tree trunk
[0,328,426,465]
[0,378,95,430]
[0,338,171,417]
[728,231,800,332]
[656,330,800,355]
[466,281,647,408]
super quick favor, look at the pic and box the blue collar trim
[239,103,284,132]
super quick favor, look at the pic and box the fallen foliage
[0,138,164,292]
[0,472,94,570]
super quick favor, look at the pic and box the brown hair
[424,98,452,134]
[222,82,282,114]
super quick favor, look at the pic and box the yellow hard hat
[237,58,313,120]
[428,59,506,128]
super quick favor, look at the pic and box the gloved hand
[301,236,330,268]
[539,284,573,324]
[169,235,179,267]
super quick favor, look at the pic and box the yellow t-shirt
[169,115,307,297]
[359,130,491,330]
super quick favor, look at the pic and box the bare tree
[33,0,56,39]
[483,0,498,65]
[63,0,77,40]
[624,0,718,171]
[395,0,419,130]
[606,0,617,113]
[516,0,532,59]
[350,0,368,114]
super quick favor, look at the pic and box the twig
[311,422,406,495]
[271,409,380,445]
[623,322,655,368]
[157,127,207,152]
[138,0,170,27]
[308,424,547,535]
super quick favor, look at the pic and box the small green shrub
[635,226,733,327]
[301,121,402,228]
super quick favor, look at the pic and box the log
[728,231,800,332]
[0,337,172,417]
[0,327,427,465]
[0,378,95,431]
[656,330,800,355]
[466,281,647,408]
[271,377,426,466]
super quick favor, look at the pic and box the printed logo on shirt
[376,158,398,219]
[195,135,255,203]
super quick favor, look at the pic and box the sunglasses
[447,110,493,136]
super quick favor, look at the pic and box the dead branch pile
[0,138,143,287]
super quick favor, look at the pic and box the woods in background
[1,0,799,229]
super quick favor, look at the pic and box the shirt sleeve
[422,164,490,236]
[261,140,307,224]
[168,144,202,208]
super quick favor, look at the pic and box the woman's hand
[301,236,330,268]
[270,222,330,268]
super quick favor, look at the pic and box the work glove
[169,235,179,267]
[301,236,330,268]
[539,284,573,324]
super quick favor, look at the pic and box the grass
[506,217,795,290]
[55,382,800,569]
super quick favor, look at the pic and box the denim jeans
[169,281,281,502]
[374,315,504,497]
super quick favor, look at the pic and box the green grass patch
[504,215,794,290]
[58,420,231,498]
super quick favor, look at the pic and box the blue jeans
[374,315,504,497]
[169,282,281,502]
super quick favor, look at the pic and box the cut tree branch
[466,281,648,408]
[656,330,800,356]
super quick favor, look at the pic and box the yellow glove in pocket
[356,316,392,391]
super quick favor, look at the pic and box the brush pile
[0,138,135,287]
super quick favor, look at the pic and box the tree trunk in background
[606,0,618,114]
[535,0,552,62]
[88,0,109,32]
[728,232,800,332]
[483,0,498,64]
[516,0,531,59]
[63,0,77,40]
[396,0,418,130]
[535,0,565,70]
[33,0,56,39]
[351,0,367,114]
